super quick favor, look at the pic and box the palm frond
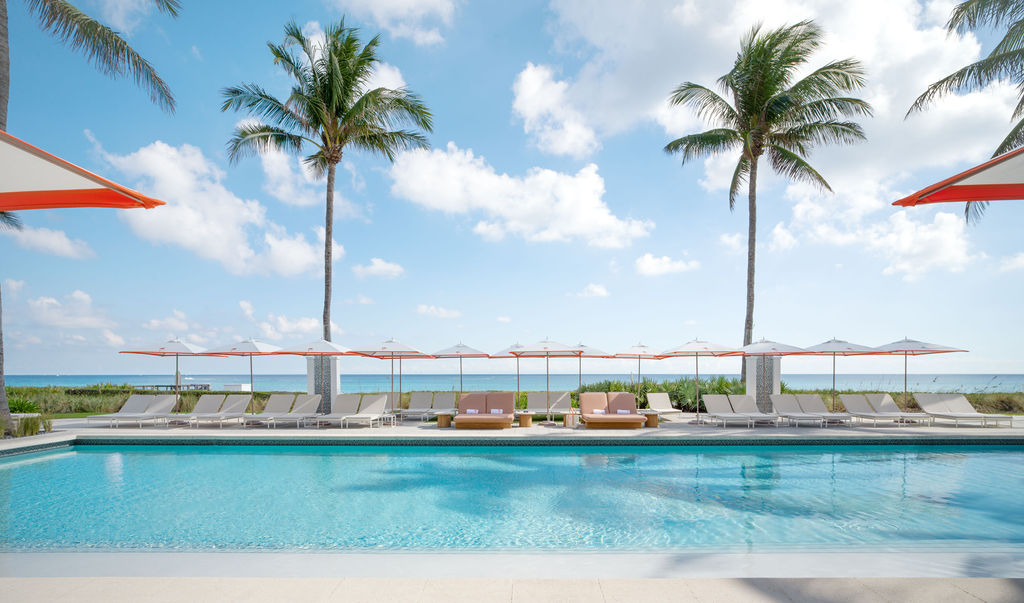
[787,97,874,122]
[773,120,867,148]
[766,144,831,191]
[349,129,430,161]
[220,84,308,133]
[26,0,175,112]
[908,49,1024,115]
[993,113,1024,155]
[225,123,307,164]
[150,0,182,17]
[787,59,868,102]
[948,0,1024,33]
[728,157,751,210]
[0,211,22,231]
[964,199,990,223]
[664,128,742,163]
[668,82,738,126]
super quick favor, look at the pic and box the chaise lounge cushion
[454,392,514,429]
[581,392,644,428]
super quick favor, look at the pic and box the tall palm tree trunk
[0,0,10,434]
[323,161,335,342]
[741,158,758,382]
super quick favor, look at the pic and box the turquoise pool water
[1,445,1023,552]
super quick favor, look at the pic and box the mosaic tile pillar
[307,357,338,414]
[745,356,780,412]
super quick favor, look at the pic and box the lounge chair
[521,392,551,416]
[163,394,225,427]
[266,394,321,428]
[549,392,572,415]
[402,392,435,421]
[309,393,362,427]
[914,393,1012,428]
[342,394,393,428]
[579,392,645,429]
[794,394,852,426]
[866,394,934,426]
[189,394,251,428]
[701,395,753,428]
[454,392,515,429]
[243,394,294,427]
[430,392,457,415]
[646,392,683,420]
[768,394,824,427]
[838,394,914,426]
[86,394,160,427]
[728,395,779,427]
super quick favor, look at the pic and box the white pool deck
[4,414,1024,599]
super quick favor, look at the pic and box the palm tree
[909,0,1024,222]
[0,0,178,432]
[663,20,872,377]
[221,20,432,344]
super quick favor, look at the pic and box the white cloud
[389,142,653,248]
[2,225,94,259]
[353,257,405,279]
[575,283,609,297]
[4,279,24,293]
[868,210,978,281]
[769,222,798,252]
[257,314,321,341]
[92,136,329,277]
[416,304,461,318]
[497,316,512,323]
[257,146,366,219]
[96,0,153,33]
[719,232,743,252]
[239,300,255,320]
[142,309,189,332]
[100,329,125,347]
[366,62,407,91]
[635,253,700,276]
[191,45,202,60]
[329,0,456,45]
[28,290,114,329]
[1000,253,1024,272]
[513,63,600,158]
[350,294,374,305]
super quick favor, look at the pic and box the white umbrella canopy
[513,340,581,421]
[433,343,489,395]
[205,339,282,403]
[805,338,879,410]
[119,338,210,401]
[660,339,738,421]
[614,343,662,397]
[739,339,808,356]
[274,339,357,412]
[873,338,967,404]
[349,339,433,412]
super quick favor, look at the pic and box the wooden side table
[518,414,533,427]
[436,413,452,428]
[642,412,659,428]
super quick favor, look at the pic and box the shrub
[8,397,41,413]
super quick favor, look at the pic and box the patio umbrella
[205,339,282,409]
[894,145,1024,213]
[0,131,165,431]
[119,338,211,402]
[493,343,526,399]
[432,343,489,397]
[571,343,611,395]
[804,339,878,411]
[274,339,358,413]
[613,343,661,398]
[873,338,967,406]
[659,340,738,422]
[513,340,581,421]
[737,340,809,411]
[349,339,432,412]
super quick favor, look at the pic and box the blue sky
[2,0,1022,376]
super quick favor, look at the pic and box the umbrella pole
[390,356,395,413]
[399,358,403,413]
[516,357,520,404]
[904,352,908,407]
[832,353,837,412]
[695,355,700,423]
[578,355,582,396]
[546,354,551,422]
[459,356,463,398]
[175,355,180,408]
[637,356,641,398]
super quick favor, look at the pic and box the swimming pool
[2,444,1022,552]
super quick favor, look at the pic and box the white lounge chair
[646,392,683,420]
[190,394,250,428]
[769,394,824,427]
[86,394,158,427]
[914,393,1011,428]
[243,394,294,427]
[795,394,852,426]
[430,392,457,416]
[866,394,933,426]
[839,394,913,426]
[161,394,224,427]
[520,392,551,416]
[266,394,321,428]
[729,395,779,427]
[701,395,753,428]
[402,392,434,421]
[343,394,394,428]
[309,393,363,427]
[549,392,572,415]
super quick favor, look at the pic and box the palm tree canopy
[221,20,433,173]
[0,211,21,230]
[909,0,1024,221]
[664,20,872,208]
[23,0,179,112]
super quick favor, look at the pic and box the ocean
[4,373,1024,393]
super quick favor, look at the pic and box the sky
[2,0,1023,377]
